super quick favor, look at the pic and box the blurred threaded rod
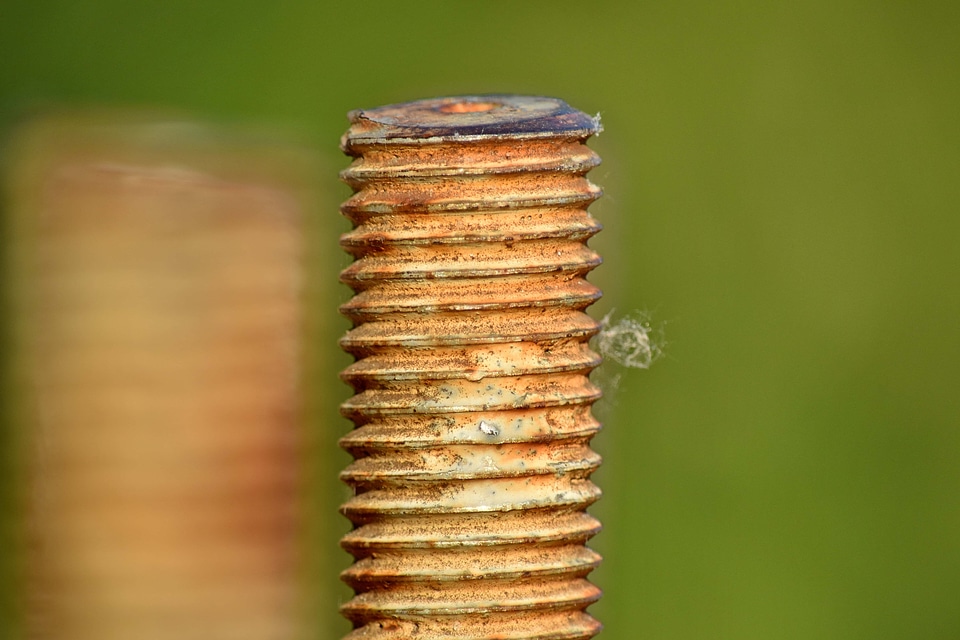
[337,95,605,639]
[11,117,305,640]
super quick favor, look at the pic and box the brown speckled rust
[338,95,604,639]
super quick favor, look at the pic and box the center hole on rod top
[437,101,501,114]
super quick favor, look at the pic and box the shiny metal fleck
[338,95,604,639]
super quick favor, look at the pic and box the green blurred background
[2,1,959,638]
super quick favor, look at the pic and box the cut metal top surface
[342,95,600,148]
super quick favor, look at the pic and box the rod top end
[342,95,599,150]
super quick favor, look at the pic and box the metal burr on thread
[338,95,604,639]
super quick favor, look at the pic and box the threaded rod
[338,95,604,639]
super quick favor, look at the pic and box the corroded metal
[11,119,305,640]
[338,95,604,639]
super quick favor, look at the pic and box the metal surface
[11,120,305,640]
[338,95,604,639]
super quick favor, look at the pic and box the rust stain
[338,95,604,639]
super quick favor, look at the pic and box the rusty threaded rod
[337,95,604,639]
[10,118,305,640]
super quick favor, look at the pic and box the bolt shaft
[338,95,604,639]
[10,118,305,640]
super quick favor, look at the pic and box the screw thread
[11,121,305,640]
[338,96,604,639]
